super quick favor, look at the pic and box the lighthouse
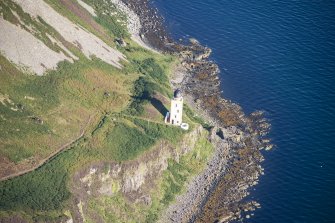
[168,89,183,125]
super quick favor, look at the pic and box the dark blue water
[154,1,335,222]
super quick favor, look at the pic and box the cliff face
[69,126,208,222]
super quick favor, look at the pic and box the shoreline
[112,1,272,222]
[163,42,271,222]
[119,0,173,51]
[108,0,159,53]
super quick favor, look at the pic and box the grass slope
[0,0,211,222]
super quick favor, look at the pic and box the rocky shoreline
[163,41,272,223]
[119,0,173,51]
[114,1,273,222]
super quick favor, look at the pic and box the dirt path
[0,114,95,182]
[119,113,166,125]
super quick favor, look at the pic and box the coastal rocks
[109,0,154,50]
[31,116,44,124]
[189,38,200,45]
[119,0,172,50]
[164,37,271,222]
[115,38,127,47]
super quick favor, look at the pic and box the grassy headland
[0,0,214,222]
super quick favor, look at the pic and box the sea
[154,0,335,222]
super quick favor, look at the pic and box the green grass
[125,76,157,116]
[105,122,156,161]
[0,53,133,163]
[86,130,214,223]
[0,0,211,221]
[88,115,185,161]
[183,104,212,129]
[161,160,188,205]
[94,11,128,38]
[83,0,129,38]
[0,138,97,222]
[0,152,71,212]
[0,35,176,162]
[145,132,214,222]
[0,117,187,220]
[123,53,176,117]
[132,118,184,144]
[134,58,169,86]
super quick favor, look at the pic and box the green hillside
[0,0,213,222]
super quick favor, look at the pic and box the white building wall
[170,97,183,125]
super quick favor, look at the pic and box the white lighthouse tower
[169,89,183,125]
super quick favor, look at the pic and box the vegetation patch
[83,0,129,38]
[158,134,213,207]
[132,118,184,145]
[134,58,169,87]
[0,154,71,212]
[184,104,211,129]
[126,77,158,116]
[0,0,210,222]
[106,130,214,223]
[105,122,156,161]
[0,54,130,164]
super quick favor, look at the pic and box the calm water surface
[154,1,335,222]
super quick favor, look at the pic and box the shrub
[132,118,184,144]
[126,77,157,116]
[133,77,155,100]
[0,160,70,211]
[95,13,129,38]
[132,58,168,86]
[106,122,155,161]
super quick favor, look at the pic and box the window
[177,110,179,113]
[175,104,178,107]
[175,115,177,118]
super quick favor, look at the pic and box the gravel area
[109,0,158,52]
[6,0,126,74]
[0,18,72,75]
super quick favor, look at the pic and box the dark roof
[174,89,182,98]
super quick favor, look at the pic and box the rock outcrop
[70,126,205,221]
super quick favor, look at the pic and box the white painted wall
[170,97,183,125]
